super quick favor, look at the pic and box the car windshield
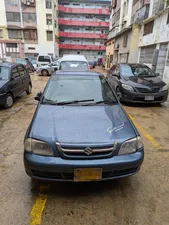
[0,66,10,80]
[32,60,36,64]
[38,56,51,63]
[60,61,88,71]
[16,59,27,65]
[42,75,117,105]
[121,65,155,77]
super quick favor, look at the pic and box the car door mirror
[35,92,42,101]
[155,73,160,77]
[113,73,120,78]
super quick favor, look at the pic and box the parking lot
[0,68,169,225]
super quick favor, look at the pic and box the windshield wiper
[83,100,117,106]
[43,99,95,105]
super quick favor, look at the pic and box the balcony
[58,5,110,15]
[59,31,108,39]
[133,4,150,24]
[59,43,106,50]
[59,19,109,27]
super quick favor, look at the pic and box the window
[0,29,3,38]
[6,12,20,22]
[12,67,20,78]
[38,56,51,63]
[0,66,9,80]
[46,31,53,41]
[17,66,27,76]
[23,30,37,40]
[28,47,35,50]
[8,29,22,39]
[23,13,36,23]
[123,33,128,47]
[144,21,154,35]
[6,43,17,48]
[46,14,52,25]
[167,13,169,24]
[46,0,52,9]
[54,20,57,28]
[60,62,88,71]
[133,0,139,6]
[121,65,154,77]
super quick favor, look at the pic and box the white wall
[0,0,7,27]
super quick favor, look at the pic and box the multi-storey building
[58,0,111,62]
[0,0,59,61]
[106,0,169,83]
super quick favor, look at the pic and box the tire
[4,93,14,109]
[41,69,49,76]
[116,87,122,101]
[26,83,32,95]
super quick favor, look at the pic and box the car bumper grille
[135,87,160,93]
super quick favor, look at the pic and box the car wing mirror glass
[35,92,42,101]
[155,73,160,77]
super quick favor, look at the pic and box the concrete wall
[0,0,8,40]
[105,39,114,69]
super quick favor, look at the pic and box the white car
[36,61,60,76]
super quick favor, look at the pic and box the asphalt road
[0,69,169,225]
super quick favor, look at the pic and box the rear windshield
[60,61,88,71]
[38,56,51,63]
[0,66,10,80]
[43,75,116,104]
[16,59,27,65]
[121,65,155,77]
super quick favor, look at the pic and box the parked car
[16,59,34,72]
[59,55,90,71]
[88,61,95,69]
[107,63,168,104]
[36,61,60,76]
[31,60,38,70]
[24,70,144,182]
[37,55,53,67]
[0,63,32,108]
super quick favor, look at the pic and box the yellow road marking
[30,185,49,225]
[129,114,163,150]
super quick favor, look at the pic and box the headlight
[122,84,135,92]
[161,85,168,91]
[118,136,143,155]
[24,138,54,156]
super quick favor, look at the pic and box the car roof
[53,71,103,76]
[61,55,87,62]
[118,63,148,67]
[0,62,21,67]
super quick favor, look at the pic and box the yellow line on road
[30,185,49,225]
[129,114,163,150]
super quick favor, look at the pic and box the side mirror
[35,92,42,101]
[155,73,160,77]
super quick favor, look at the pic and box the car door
[107,65,120,90]
[17,65,30,92]
[10,66,23,97]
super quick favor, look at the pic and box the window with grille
[0,30,3,38]
[6,12,21,22]
[46,14,52,25]
[23,13,36,23]
[6,43,17,48]
[123,33,128,47]
[8,29,22,39]
[23,30,37,40]
[144,20,154,35]
[46,0,52,9]
[46,31,53,41]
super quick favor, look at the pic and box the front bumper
[121,89,168,103]
[0,93,6,105]
[24,149,144,182]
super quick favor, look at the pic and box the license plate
[74,168,102,182]
[145,96,154,101]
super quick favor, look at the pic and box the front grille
[32,168,138,181]
[136,87,160,93]
[56,142,118,159]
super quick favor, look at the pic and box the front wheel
[41,69,49,76]
[116,87,122,101]
[26,83,32,95]
[4,93,14,109]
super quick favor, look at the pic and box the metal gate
[156,43,168,78]
[139,45,156,64]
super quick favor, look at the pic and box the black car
[107,63,168,103]
[0,63,32,108]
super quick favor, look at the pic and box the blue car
[24,71,144,182]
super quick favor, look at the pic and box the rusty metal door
[156,43,168,78]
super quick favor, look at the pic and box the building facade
[0,0,59,61]
[58,0,111,62]
[106,0,169,83]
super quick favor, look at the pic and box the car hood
[30,105,136,145]
[123,76,166,88]
[0,80,8,89]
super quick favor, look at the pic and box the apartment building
[0,0,58,61]
[106,0,169,83]
[58,0,111,62]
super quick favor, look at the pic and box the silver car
[36,61,60,76]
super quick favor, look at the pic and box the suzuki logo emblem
[84,147,93,156]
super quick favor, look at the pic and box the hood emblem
[84,147,93,156]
